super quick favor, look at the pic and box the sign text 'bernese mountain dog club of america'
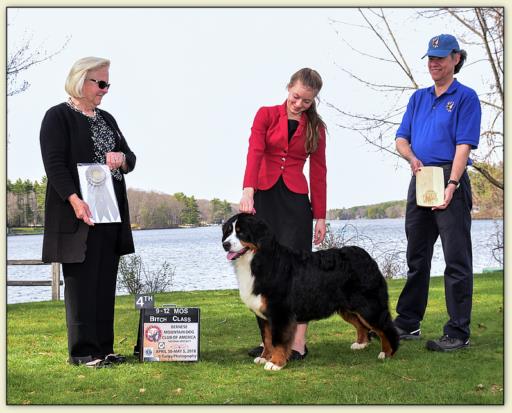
[141,307,200,362]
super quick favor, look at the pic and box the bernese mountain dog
[222,213,399,371]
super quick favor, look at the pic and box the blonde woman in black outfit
[40,57,136,368]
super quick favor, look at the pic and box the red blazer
[243,101,327,219]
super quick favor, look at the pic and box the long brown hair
[287,68,327,153]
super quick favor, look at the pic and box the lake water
[6,218,503,304]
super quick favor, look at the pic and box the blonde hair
[287,68,327,153]
[65,57,110,98]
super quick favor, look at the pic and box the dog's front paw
[351,342,368,350]
[377,351,386,360]
[264,361,284,371]
[254,356,268,364]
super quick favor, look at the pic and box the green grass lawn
[8,227,44,235]
[6,272,504,405]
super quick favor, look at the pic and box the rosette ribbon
[85,165,120,222]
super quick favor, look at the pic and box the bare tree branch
[379,9,418,88]
[471,163,503,190]
[326,101,402,128]
[474,8,504,103]
[480,130,503,138]
[445,8,483,37]
[7,30,71,97]
[358,9,419,89]
[328,7,503,190]
[335,37,396,63]
[479,99,503,111]
[337,66,416,92]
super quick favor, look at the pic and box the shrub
[318,223,406,279]
[117,254,175,294]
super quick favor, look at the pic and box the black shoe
[84,358,112,369]
[69,356,112,368]
[248,346,264,358]
[105,353,126,364]
[69,355,93,365]
[395,325,421,340]
[288,346,308,361]
[426,335,470,352]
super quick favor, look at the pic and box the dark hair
[287,68,327,153]
[453,49,467,74]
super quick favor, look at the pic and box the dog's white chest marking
[234,252,267,320]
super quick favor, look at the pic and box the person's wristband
[447,179,460,188]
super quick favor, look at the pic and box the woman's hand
[314,218,326,245]
[106,151,126,171]
[68,193,94,226]
[410,157,424,176]
[239,187,256,214]
[432,185,456,211]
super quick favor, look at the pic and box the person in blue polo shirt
[393,34,481,351]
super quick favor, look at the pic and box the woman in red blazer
[239,68,327,361]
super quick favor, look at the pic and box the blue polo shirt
[396,79,481,165]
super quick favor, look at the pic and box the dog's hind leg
[353,309,399,360]
[339,310,370,350]
[373,311,399,359]
[371,326,396,360]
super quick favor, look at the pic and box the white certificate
[77,163,121,223]
[416,166,445,207]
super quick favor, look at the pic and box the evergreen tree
[174,192,200,225]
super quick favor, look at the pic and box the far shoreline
[6,215,503,236]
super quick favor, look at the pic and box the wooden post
[51,263,61,301]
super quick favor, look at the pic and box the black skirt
[254,176,313,252]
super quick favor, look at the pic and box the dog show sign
[135,294,155,310]
[140,306,200,362]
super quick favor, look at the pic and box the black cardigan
[39,102,136,263]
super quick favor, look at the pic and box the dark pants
[395,167,473,340]
[62,224,121,362]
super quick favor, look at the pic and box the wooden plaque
[416,166,445,207]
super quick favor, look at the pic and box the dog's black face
[222,213,271,261]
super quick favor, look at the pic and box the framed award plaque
[416,166,445,207]
[140,307,200,362]
[77,163,121,223]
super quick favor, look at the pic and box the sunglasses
[88,78,111,89]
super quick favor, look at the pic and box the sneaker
[105,353,127,364]
[426,335,470,352]
[84,358,112,369]
[395,325,421,340]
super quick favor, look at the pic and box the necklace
[67,98,97,119]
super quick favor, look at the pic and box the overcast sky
[6,7,491,209]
